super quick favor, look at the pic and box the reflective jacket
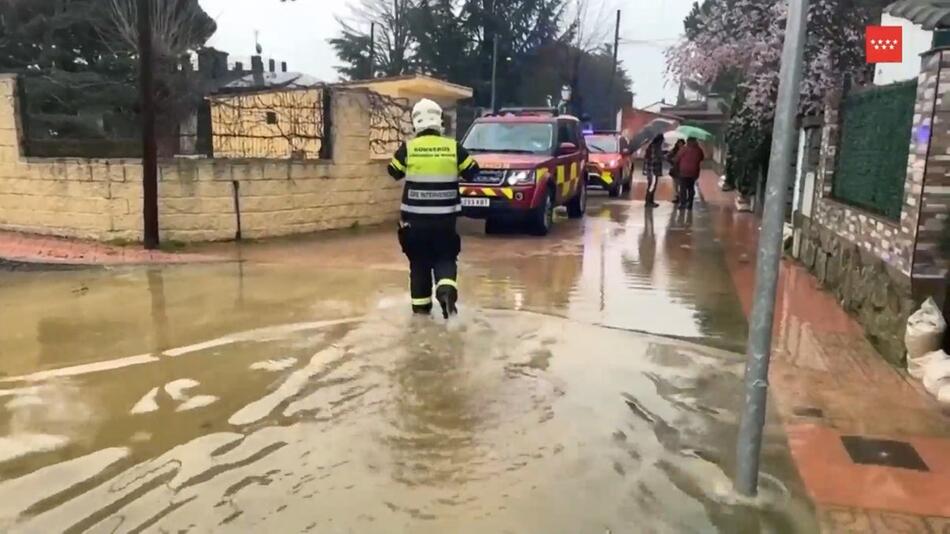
[387,132,479,221]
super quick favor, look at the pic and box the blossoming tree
[666,0,877,196]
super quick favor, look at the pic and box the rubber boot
[436,286,458,319]
[412,303,432,316]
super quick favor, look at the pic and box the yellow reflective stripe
[436,279,458,289]
[390,157,407,172]
[602,171,614,185]
[459,156,476,171]
[570,162,578,180]
[482,188,497,197]
[536,168,549,182]
[500,188,514,199]
[557,165,565,184]
[412,297,433,306]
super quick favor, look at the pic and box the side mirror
[558,142,577,156]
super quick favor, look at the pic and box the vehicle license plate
[461,198,490,208]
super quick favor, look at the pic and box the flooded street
[0,194,817,532]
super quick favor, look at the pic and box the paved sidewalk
[698,174,950,531]
[0,231,222,267]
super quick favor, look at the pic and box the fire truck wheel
[567,179,587,219]
[528,188,555,236]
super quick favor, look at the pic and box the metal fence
[367,91,412,159]
[16,71,431,162]
[209,86,329,160]
[833,80,917,219]
[17,73,213,159]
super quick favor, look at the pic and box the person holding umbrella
[643,134,664,208]
[673,137,705,210]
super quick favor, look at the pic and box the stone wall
[0,74,402,242]
[795,51,950,364]
[799,224,916,363]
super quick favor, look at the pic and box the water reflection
[147,268,170,354]
[388,320,480,488]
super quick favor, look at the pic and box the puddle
[0,199,814,532]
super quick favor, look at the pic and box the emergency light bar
[497,107,559,117]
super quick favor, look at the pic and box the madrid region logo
[866,26,903,63]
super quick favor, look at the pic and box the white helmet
[412,98,444,134]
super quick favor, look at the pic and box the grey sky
[199,0,694,107]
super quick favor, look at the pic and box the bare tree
[569,0,612,53]
[329,0,417,79]
[102,0,216,59]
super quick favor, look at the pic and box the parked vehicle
[459,108,589,236]
[585,131,633,197]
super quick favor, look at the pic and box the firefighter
[387,99,480,318]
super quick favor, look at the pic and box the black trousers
[678,176,698,208]
[397,217,460,310]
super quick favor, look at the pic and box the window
[557,120,579,146]
[462,122,554,154]
[265,111,278,125]
[586,135,619,153]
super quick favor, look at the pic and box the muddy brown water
[0,199,817,532]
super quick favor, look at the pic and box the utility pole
[490,37,499,112]
[138,0,159,250]
[369,22,376,79]
[607,9,621,124]
[735,0,809,497]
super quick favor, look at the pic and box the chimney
[234,61,244,72]
[251,55,265,86]
[213,50,228,78]
[268,59,276,73]
[281,61,288,73]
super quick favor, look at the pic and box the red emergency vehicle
[459,108,588,236]
[585,131,634,197]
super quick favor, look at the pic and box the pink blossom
[666,0,869,122]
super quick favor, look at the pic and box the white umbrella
[662,130,687,150]
[663,130,687,143]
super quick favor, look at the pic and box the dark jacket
[674,143,705,178]
[644,143,664,177]
[668,144,684,177]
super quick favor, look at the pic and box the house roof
[340,74,474,100]
[887,0,950,30]
[214,72,323,94]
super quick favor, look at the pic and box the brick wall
[912,51,950,286]
[0,75,402,242]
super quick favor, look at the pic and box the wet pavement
[0,180,861,532]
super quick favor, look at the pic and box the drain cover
[840,436,929,472]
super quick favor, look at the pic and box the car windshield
[463,122,554,154]
[586,135,619,153]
